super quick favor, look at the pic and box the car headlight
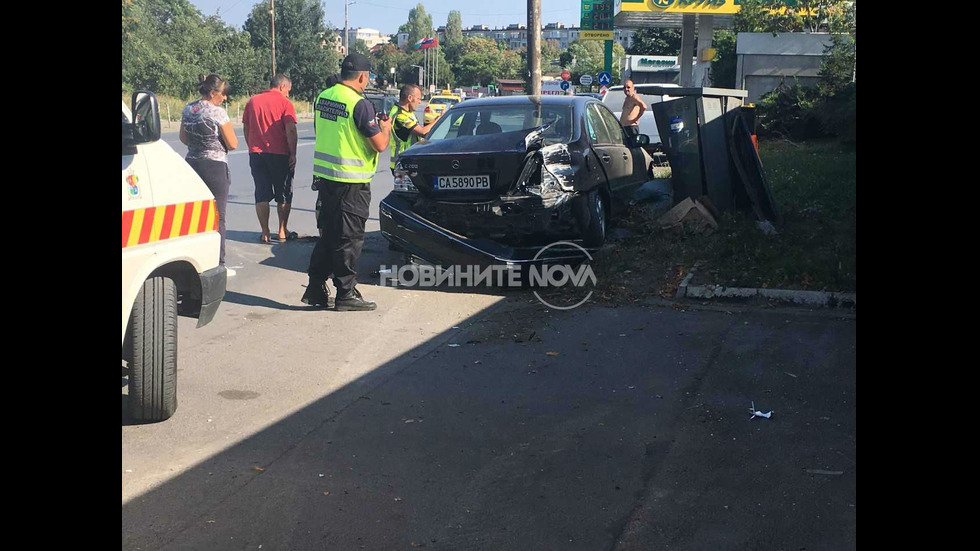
[393,162,418,193]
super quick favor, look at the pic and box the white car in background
[601,83,680,146]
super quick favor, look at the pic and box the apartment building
[394,22,634,52]
[458,23,634,51]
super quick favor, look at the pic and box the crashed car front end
[381,140,593,266]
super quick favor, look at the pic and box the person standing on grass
[243,74,299,243]
[181,73,237,275]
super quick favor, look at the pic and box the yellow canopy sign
[618,0,740,15]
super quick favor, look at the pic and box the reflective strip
[123,200,219,249]
[314,151,365,166]
[313,164,372,182]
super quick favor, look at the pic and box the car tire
[580,189,607,248]
[127,276,178,422]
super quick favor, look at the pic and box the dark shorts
[249,152,293,204]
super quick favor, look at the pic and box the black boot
[334,287,377,311]
[301,279,333,308]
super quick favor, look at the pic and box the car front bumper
[196,265,226,328]
[379,193,589,268]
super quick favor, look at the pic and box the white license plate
[435,175,490,190]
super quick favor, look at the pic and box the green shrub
[815,82,856,145]
[756,80,826,140]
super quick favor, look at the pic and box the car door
[588,103,633,197]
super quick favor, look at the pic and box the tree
[626,28,682,56]
[122,0,263,98]
[564,40,626,85]
[244,0,340,101]
[403,3,433,48]
[353,38,370,57]
[445,11,463,48]
[541,39,562,73]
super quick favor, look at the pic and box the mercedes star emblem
[452,160,460,170]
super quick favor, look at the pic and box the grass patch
[592,138,856,301]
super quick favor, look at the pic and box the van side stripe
[138,207,156,244]
[128,209,145,248]
[179,202,195,237]
[160,204,176,240]
[122,200,218,249]
[122,210,135,248]
[197,200,211,235]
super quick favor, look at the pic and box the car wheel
[581,189,607,248]
[127,276,178,422]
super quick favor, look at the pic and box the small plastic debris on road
[448,343,460,347]
[546,351,559,356]
[805,469,844,476]
[251,466,265,472]
[749,401,772,420]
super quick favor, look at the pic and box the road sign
[579,75,594,86]
[560,81,571,91]
[561,69,571,81]
[597,71,612,86]
[599,85,609,96]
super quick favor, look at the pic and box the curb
[675,266,856,308]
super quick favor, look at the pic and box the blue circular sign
[597,71,612,86]
[560,80,570,91]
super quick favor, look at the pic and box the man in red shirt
[243,74,299,243]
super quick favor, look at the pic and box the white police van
[122,91,226,422]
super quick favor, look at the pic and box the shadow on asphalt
[121,301,857,550]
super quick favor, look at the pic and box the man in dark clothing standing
[302,54,390,311]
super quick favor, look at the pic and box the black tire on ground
[128,276,178,422]
[580,189,607,248]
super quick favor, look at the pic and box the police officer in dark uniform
[302,54,391,311]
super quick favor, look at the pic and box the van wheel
[127,277,178,422]
[580,189,607,248]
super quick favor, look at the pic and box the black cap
[341,53,372,72]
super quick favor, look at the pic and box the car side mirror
[635,134,650,147]
[131,90,161,144]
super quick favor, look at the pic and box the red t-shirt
[242,90,298,155]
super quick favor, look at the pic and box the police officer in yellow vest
[303,54,390,311]
[388,84,442,173]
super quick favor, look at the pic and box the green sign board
[581,0,614,32]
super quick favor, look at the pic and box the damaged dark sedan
[379,95,656,266]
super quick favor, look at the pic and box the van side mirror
[635,134,650,147]
[131,90,161,144]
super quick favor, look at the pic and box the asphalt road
[123,107,856,550]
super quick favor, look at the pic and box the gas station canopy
[613,0,738,29]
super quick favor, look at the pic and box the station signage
[616,0,811,16]
[581,0,615,40]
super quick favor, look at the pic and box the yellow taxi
[423,93,461,124]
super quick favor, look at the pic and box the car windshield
[427,104,574,143]
[429,98,457,105]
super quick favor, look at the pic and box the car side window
[588,104,617,145]
[596,105,626,146]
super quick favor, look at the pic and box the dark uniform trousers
[308,177,371,295]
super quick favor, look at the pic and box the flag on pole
[419,36,439,50]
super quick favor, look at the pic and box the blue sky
[188,0,585,35]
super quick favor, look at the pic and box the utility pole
[528,0,541,95]
[344,0,356,55]
[270,0,276,77]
